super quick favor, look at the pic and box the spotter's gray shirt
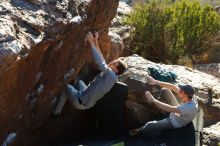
[79,47,118,106]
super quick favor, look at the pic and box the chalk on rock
[64,68,75,83]
[2,132,16,146]
[37,84,44,94]
[70,16,82,25]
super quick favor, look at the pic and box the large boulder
[0,0,121,146]
[110,1,133,56]
[203,122,220,146]
[214,5,220,13]
[194,63,220,78]
[120,0,148,5]
[119,55,220,128]
[207,31,220,63]
[208,47,220,63]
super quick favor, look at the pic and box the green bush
[124,0,172,62]
[124,0,220,63]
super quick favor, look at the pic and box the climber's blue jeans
[65,80,94,109]
[140,117,175,138]
[53,80,89,114]
[66,80,87,97]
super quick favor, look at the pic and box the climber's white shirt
[170,99,198,128]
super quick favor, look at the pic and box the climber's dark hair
[116,59,127,75]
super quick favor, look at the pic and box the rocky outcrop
[0,0,121,146]
[1,1,219,145]
[110,1,133,56]
[209,47,220,63]
[215,5,220,13]
[203,122,220,146]
[194,63,220,78]
[120,0,147,5]
[207,30,220,63]
[119,55,220,128]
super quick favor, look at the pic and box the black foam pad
[94,82,128,137]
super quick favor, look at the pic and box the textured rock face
[119,55,220,127]
[208,46,220,62]
[203,122,220,146]
[208,30,220,63]
[120,0,147,5]
[110,1,132,56]
[0,0,120,146]
[215,5,220,13]
[194,63,220,78]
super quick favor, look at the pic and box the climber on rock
[129,75,198,138]
[52,31,127,115]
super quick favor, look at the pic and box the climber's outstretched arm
[145,91,181,113]
[87,32,108,73]
[146,75,180,94]
[94,32,105,61]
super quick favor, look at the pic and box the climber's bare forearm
[153,99,180,113]
[158,81,180,94]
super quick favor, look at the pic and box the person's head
[108,59,127,75]
[178,84,195,101]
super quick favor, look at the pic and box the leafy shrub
[124,0,220,63]
[124,0,172,62]
[168,0,220,62]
